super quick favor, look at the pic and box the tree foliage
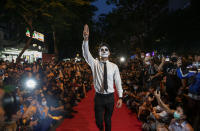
[0,0,97,59]
[94,0,200,55]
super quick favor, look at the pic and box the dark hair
[139,110,150,123]
[176,100,189,118]
[98,42,110,51]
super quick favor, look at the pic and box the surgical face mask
[141,55,145,59]
[126,80,130,84]
[42,101,47,106]
[99,46,110,58]
[173,111,181,119]
[134,86,138,90]
[145,61,150,65]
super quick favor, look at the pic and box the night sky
[92,0,115,20]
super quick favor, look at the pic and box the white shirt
[82,40,123,97]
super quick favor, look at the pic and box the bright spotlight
[26,79,36,89]
[120,57,125,62]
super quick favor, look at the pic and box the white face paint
[99,46,110,58]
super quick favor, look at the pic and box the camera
[2,92,20,121]
[165,58,170,62]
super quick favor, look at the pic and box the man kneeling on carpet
[82,24,123,131]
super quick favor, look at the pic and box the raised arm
[82,24,95,67]
[154,91,174,114]
[158,57,166,71]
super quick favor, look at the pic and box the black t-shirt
[162,63,181,92]
[45,94,62,116]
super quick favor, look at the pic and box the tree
[96,0,200,54]
[39,0,95,60]
[0,0,96,61]
[94,0,167,54]
[46,0,97,59]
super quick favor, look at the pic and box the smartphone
[165,58,170,62]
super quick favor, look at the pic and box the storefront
[0,48,42,63]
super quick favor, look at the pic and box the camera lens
[2,93,20,121]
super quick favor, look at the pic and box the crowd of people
[0,52,200,131]
[122,52,200,131]
[0,59,93,131]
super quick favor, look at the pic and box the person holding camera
[158,53,182,105]
[176,57,200,130]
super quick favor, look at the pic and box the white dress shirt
[82,40,123,97]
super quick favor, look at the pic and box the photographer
[158,53,182,105]
[176,58,200,129]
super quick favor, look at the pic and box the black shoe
[73,103,78,106]
[71,110,78,113]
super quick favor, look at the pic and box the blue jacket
[177,68,200,94]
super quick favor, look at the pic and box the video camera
[1,91,20,121]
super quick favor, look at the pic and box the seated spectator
[154,91,193,131]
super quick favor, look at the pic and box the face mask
[141,55,145,59]
[174,111,181,119]
[99,46,110,58]
[134,86,138,90]
[145,61,150,65]
[42,101,47,106]
[126,80,130,84]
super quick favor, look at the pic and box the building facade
[0,22,47,63]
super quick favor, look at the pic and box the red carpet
[56,88,142,131]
